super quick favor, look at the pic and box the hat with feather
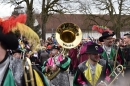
[92,25,115,42]
[0,14,40,51]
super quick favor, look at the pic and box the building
[35,14,130,39]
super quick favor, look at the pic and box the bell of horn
[56,23,82,49]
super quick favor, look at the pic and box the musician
[0,14,49,86]
[73,42,107,86]
[99,31,124,76]
[42,45,71,86]
[78,41,93,64]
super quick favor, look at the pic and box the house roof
[35,14,130,33]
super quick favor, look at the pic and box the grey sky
[0,0,130,17]
[0,3,15,17]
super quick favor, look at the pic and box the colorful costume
[99,32,124,76]
[0,53,48,86]
[73,59,107,86]
[78,41,93,64]
[101,45,124,75]
[42,53,71,86]
[73,42,106,86]
[0,14,49,86]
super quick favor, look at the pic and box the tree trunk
[41,21,46,41]
[26,10,34,29]
[116,28,121,38]
[26,0,34,29]
[114,27,120,38]
[41,0,48,40]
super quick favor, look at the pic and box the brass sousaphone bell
[46,23,82,80]
[56,22,82,49]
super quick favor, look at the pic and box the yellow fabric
[19,40,25,49]
[33,70,44,86]
[84,61,102,86]
[94,62,102,85]
[12,22,40,52]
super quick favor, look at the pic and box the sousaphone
[56,22,82,49]
[46,23,82,80]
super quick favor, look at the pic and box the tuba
[46,23,82,80]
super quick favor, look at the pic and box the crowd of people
[1,13,130,86]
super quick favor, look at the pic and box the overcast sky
[0,0,42,17]
[0,0,126,18]
[0,3,15,17]
[0,0,82,17]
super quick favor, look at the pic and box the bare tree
[24,0,34,29]
[41,0,75,40]
[2,0,76,40]
[77,0,130,38]
[2,0,35,30]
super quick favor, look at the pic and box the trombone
[101,65,124,86]
[22,56,35,86]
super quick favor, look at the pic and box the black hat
[51,45,60,50]
[0,27,18,50]
[99,32,115,42]
[86,43,103,54]
[0,14,27,50]
[124,33,130,36]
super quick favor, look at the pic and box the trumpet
[101,65,124,86]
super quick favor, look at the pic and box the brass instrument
[114,42,119,69]
[101,65,124,86]
[56,22,82,49]
[22,57,35,86]
[46,65,61,80]
[46,23,82,80]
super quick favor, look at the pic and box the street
[69,74,74,86]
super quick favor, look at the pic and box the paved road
[69,75,74,86]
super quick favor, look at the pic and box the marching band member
[78,41,93,65]
[42,45,71,86]
[0,14,49,86]
[73,42,107,86]
[99,32,124,76]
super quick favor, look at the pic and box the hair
[115,38,120,43]
[124,33,130,38]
